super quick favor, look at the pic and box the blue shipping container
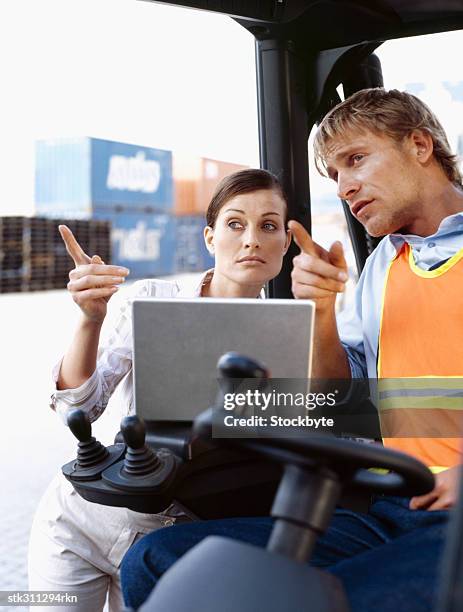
[35,139,92,217]
[174,216,215,273]
[91,139,173,208]
[35,138,173,216]
[93,208,175,278]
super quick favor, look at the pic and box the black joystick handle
[67,408,92,443]
[217,352,269,380]
[66,409,113,471]
[101,415,179,493]
[62,410,125,482]
[121,416,147,450]
[217,352,269,398]
[120,416,160,476]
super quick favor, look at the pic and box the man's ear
[409,129,434,164]
[204,225,215,255]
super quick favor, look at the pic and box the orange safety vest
[377,242,463,472]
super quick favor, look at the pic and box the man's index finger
[329,240,347,270]
[288,220,319,256]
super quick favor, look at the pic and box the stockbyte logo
[106,152,161,193]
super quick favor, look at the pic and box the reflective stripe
[379,396,463,410]
[378,380,463,414]
[379,378,463,391]
[430,466,448,474]
[369,466,447,474]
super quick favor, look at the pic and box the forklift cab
[62,1,463,610]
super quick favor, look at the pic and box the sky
[1,0,258,215]
[3,1,463,215]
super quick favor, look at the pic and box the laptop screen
[132,298,314,421]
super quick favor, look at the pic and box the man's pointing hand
[289,220,348,313]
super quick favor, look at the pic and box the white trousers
[28,474,181,612]
[28,536,122,612]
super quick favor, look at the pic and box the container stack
[174,215,212,273]
[172,154,247,273]
[36,138,177,278]
[172,155,247,217]
[35,138,247,280]
[0,217,111,293]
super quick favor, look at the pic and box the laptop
[132,298,315,421]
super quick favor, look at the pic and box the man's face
[325,129,423,237]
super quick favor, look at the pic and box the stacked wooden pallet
[0,217,111,293]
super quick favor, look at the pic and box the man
[291,87,463,496]
[120,89,463,611]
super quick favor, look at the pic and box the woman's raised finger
[59,225,92,266]
[68,274,126,292]
[69,264,129,281]
[72,286,120,304]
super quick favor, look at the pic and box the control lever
[121,416,161,476]
[194,352,270,435]
[102,416,179,492]
[217,351,269,380]
[62,409,125,481]
[216,351,269,399]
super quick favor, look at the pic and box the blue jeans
[121,496,449,611]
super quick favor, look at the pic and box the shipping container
[93,208,175,278]
[35,138,173,217]
[198,158,248,212]
[174,215,215,273]
[173,154,247,216]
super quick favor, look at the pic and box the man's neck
[408,180,463,236]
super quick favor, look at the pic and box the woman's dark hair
[206,168,289,228]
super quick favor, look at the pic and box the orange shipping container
[197,158,248,213]
[173,154,247,217]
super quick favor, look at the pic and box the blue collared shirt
[338,211,463,378]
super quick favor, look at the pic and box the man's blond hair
[314,88,462,187]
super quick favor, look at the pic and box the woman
[28,168,291,612]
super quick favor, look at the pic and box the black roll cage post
[255,38,384,295]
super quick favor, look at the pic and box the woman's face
[204,189,291,289]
